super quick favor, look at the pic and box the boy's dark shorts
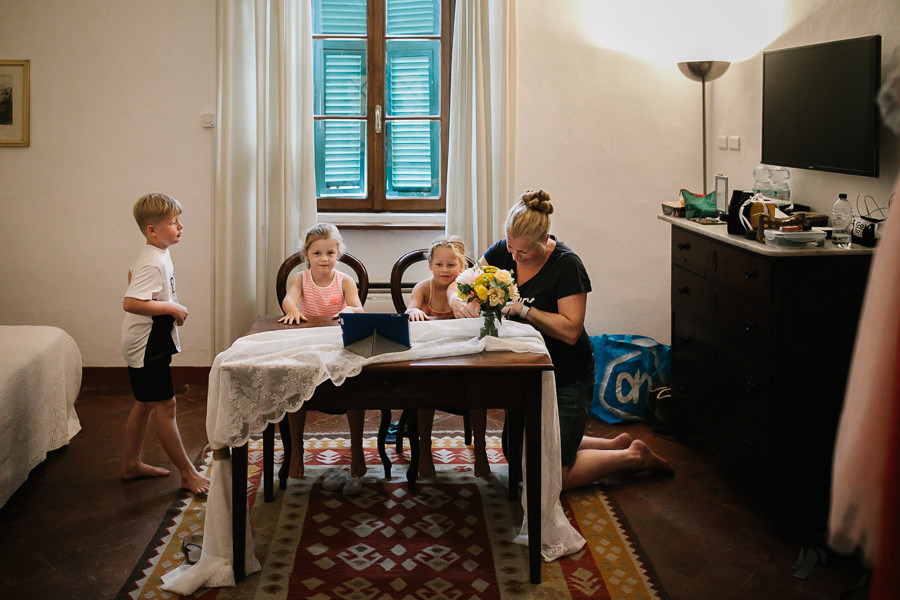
[128,355,174,403]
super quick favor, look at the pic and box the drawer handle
[745,381,756,393]
[677,242,691,251]
[711,249,719,271]
[677,286,690,295]
[744,268,758,280]
[745,320,757,333]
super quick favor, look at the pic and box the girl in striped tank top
[279,224,367,488]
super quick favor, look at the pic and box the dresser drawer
[673,266,772,351]
[671,265,717,323]
[707,242,772,303]
[710,354,774,463]
[671,228,710,277]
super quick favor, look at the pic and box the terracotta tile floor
[0,382,868,599]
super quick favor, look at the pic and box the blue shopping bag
[590,334,671,424]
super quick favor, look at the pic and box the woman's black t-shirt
[483,237,594,386]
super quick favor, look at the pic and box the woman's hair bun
[520,188,554,215]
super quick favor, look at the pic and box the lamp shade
[678,61,730,83]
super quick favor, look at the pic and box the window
[313,0,453,213]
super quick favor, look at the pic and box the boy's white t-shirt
[121,244,182,368]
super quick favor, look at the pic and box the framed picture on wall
[0,60,30,147]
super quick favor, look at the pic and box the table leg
[525,378,542,584]
[406,411,419,491]
[232,442,248,582]
[263,424,274,502]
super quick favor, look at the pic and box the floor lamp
[678,61,730,194]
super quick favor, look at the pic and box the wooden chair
[276,251,369,307]
[275,251,398,485]
[384,249,474,454]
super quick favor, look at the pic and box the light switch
[717,135,728,150]
[728,135,741,150]
[201,113,216,128]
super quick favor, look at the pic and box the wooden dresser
[659,216,873,537]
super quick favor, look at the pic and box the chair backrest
[276,251,369,313]
[389,249,474,312]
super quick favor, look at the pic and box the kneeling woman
[451,189,672,490]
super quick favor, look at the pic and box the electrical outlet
[728,135,741,150]
[201,113,216,128]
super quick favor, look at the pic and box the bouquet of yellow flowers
[456,265,519,338]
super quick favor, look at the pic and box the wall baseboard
[82,366,211,388]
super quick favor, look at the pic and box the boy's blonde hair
[302,223,346,262]
[504,188,554,248]
[427,234,467,269]
[133,193,183,233]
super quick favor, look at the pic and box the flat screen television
[761,35,882,178]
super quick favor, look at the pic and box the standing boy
[120,193,209,494]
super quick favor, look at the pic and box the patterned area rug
[117,436,665,599]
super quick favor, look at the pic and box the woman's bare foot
[181,470,210,495]
[629,440,673,473]
[289,451,305,479]
[121,462,170,480]
[607,433,634,450]
[473,451,491,478]
[418,452,436,479]
[579,433,634,451]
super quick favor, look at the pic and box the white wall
[0,1,217,366]
[710,0,900,213]
[2,0,898,366]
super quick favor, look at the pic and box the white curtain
[214,0,317,353]
[446,0,517,261]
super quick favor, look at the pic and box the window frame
[314,0,454,214]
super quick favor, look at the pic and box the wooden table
[231,316,553,583]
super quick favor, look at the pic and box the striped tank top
[297,270,347,317]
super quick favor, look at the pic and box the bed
[0,326,82,508]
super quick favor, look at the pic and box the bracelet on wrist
[520,304,530,319]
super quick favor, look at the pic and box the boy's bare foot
[182,471,210,495]
[289,453,305,479]
[418,453,436,479]
[121,462,170,480]
[473,452,491,478]
[630,440,674,473]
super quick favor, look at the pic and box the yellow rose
[476,274,490,287]
[474,285,488,301]
[494,269,513,286]
[482,265,498,274]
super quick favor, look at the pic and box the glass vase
[479,309,499,339]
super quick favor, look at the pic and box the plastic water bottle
[770,166,791,203]
[752,164,773,197]
[831,193,853,248]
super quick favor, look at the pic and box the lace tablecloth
[162,318,585,594]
